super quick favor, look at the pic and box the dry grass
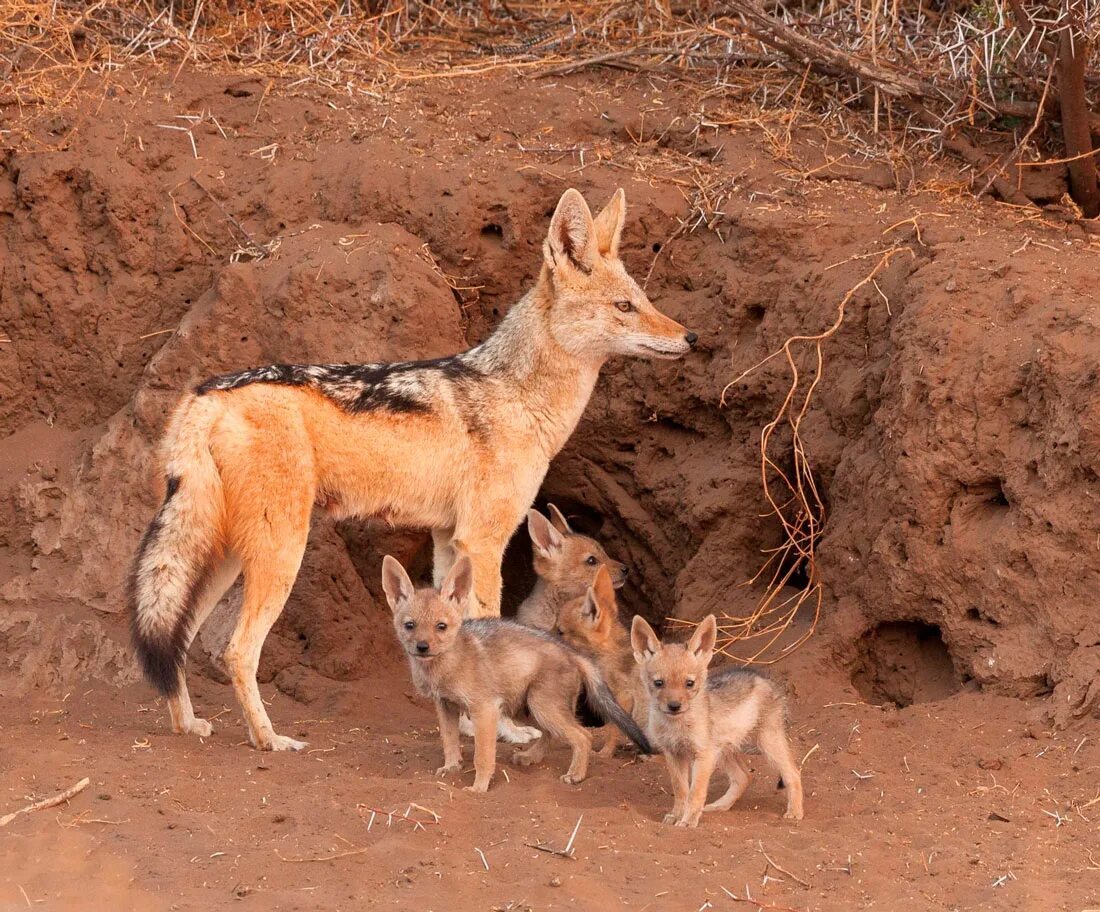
[3,2,1095,171]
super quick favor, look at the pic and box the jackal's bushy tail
[128,397,226,697]
[575,656,653,754]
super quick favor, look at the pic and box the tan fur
[131,188,695,750]
[555,566,641,757]
[382,555,649,791]
[631,615,804,827]
[515,505,627,630]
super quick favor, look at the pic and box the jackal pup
[555,565,641,757]
[516,504,627,631]
[383,554,651,792]
[631,615,804,827]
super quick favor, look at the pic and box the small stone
[549,876,562,887]
[945,277,957,292]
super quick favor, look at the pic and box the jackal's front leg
[465,704,500,793]
[663,753,691,824]
[461,540,506,618]
[435,699,463,776]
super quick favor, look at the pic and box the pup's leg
[758,719,804,820]
[596,724,622,758]
[435,699,463,776]
[511,731,548,767]
[465,703,500,793]
[677,750,718,828]
[526,687,592,785]
[704,753,751,812]
[663,753,691,824]
[167,556,240,738]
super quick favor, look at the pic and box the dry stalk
[682,245,913,666]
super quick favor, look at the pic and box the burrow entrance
[850,621,964,708]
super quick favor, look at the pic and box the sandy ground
[2,656,1098,912]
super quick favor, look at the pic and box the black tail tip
[132,634,183,698]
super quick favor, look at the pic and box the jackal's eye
[653,679,664,688]
[403,620,415,630]
[585,555,599,566]
[686,679,695,689]
[436,622,448,632]
[614,300,633,313]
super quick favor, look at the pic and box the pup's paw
[662,813,680,825]
[559,772,585,785]
[463,781,490,794]
[511,748,540,767]
[675,815,701,828]
[784,807,804,821]
[435,763,462,777]
[458,715,475,737]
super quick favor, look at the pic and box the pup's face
[382,555,471,660]
[528,505,627,594]
[555,564,617,651]
[631,615,718,716]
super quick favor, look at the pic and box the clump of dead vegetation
[3,1,1097,212]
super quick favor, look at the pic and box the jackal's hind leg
[226,535,309,752]
[704,753,751,812]
[168,556,241,738]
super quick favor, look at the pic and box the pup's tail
[128,396,226,697]
[574,656,653,754]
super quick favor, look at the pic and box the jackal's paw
[176,718,213,738]
[435,763,462,777]
[463,781,490,794]
[560,772,586,786]
[675,815,701,828]
[498,722,542,745]
[784,807,804,821]
[260,734,308,752]
[662,813,680,825]
[458,715,475,737]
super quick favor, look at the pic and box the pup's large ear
[528,509,564,558]
[591,188,626,258]
[631,615,661,664]
[687,614,718,659]
[586,565,617,632]
[381,555,415,614]
[441,555,474,609]
[545,503,573,535]
[544,188,596,274]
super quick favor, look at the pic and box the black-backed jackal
[382,555,651,792]
[554,564,642,758]
[631,615,804,827]
[128,188,695,751]
[515,504,627,630]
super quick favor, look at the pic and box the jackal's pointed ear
[687,614,718,659]
[592,188,626,258]
[545,188,596,274]
[545,503,573,535]
[587,565,617,632]
[527,509,564,557]
[381,555,415,613]
[441,556,474,609]
[631,615,661,664]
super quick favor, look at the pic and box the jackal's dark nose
[667,700,682,712]
[684,332,698,347]
[416,641,430,654]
